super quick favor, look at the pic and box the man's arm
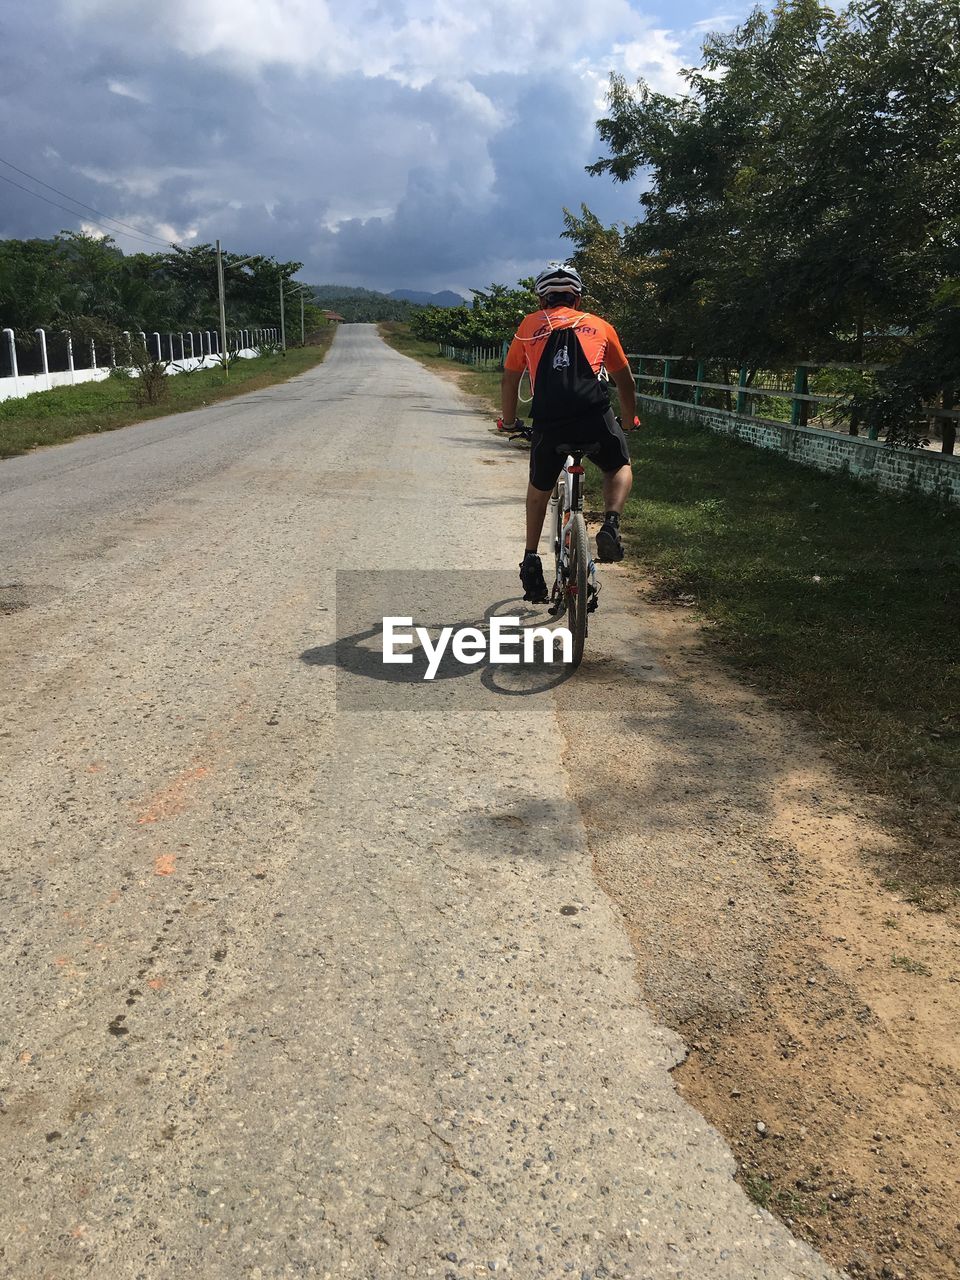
[611,365,638,427]
[501,368,523,425]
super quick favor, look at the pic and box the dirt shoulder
[557,568,960,1280]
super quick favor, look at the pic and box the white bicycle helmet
[534,263,583,300]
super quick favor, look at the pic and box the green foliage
[208,350,241,374]
[567,0,960,420]
[296,299,329,341]
[308,285,420,323]
[0,231,306,339]
[131,359,170,407]
[409,281,539,348]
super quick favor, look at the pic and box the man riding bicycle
[499,264,639,603]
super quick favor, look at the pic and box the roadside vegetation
[409,1,958,450]
[610,409,960,848]
[308,284,422,323]
[0,335,332,458]
[408,282,538,350]
[0,232,327,338]
[382,322,960,886]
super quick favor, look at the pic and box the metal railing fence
[628,354,957,455]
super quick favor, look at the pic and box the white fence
[438,342,506,370]
[0,326,282,403]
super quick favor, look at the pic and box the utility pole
[300,291,305,346]
[216,239,229,376]
[279,277,286,351]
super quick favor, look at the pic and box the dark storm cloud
[0,1,705,290]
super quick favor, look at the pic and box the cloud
[1,0,736,292]
[106,79,150,103]
[689,13,741,31]
[62,0,692,86]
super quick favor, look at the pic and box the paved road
[0,327,835,1278]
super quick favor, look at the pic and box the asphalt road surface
[0,327,836,1279]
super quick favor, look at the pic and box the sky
[0,0,742,296]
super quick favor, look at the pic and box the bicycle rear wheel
[566,512,589,668]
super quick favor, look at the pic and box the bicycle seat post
[554,444,591,511]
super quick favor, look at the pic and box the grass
[743,1174,774,1210]
[0,334,333,459]
[381,323,960,876]
[610,407,960,812]
[891,953,933,976]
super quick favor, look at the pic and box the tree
[0,234,308,339]
[409,282,539,348]
[582,0,960,373]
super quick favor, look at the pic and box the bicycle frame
[550,453,598,615]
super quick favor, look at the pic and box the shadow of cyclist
[300,596,573,695]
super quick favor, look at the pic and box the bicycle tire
[566,513,589,668]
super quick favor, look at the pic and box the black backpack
[532,324,610,424]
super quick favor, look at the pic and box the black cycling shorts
[528,409,630,492]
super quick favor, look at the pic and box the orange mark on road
[147,978,167,991]
[154,854,177,876]
[86,762,105,774]
[135,765,210,825]
[18,1051,33,1065]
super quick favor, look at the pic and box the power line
[0,158,180,250]
[0,170,177,250]
[0,153,178,246]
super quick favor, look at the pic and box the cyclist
[499,264,638,603]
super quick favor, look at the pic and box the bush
[131,358,169,406]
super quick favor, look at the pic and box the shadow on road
[301,590,574,702]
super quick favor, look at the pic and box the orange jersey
[504,306,629,391]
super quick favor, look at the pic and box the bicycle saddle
[554,442,601,458]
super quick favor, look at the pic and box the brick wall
[641,396,960,506]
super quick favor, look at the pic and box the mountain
[388,289,466,307]
[307,285,419,323]
[305,284,468,321]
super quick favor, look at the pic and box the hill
[307,285,417,323]
[389,289,465,307]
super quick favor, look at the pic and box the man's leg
[519,482,553,603]
[595,409,634,563]
[596,463,633,562]
[601,463,633,514]
[525,482,553,554]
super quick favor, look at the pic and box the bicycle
[506,424,599,669]
[546,442,600,669]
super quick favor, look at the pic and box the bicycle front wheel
[566,512,589,669]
